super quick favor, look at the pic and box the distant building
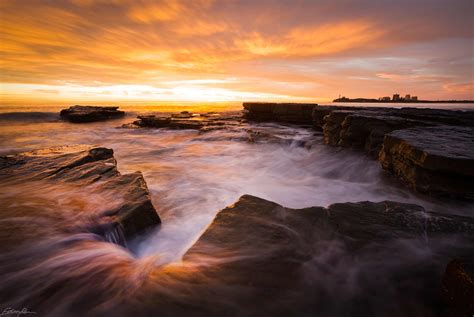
[380,96,391,101]
[411,96,418,101]
[405,94,411,101]
[393,94,400,101]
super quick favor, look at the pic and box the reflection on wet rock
[0,145,161,241]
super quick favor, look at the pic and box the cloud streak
[0,0,473,103]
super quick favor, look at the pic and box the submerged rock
[379,126,474,199]
[60,105,125,123]
[0,145,161,243]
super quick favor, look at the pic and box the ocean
[0,102,473,315]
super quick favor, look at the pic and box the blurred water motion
[0,107,473,316]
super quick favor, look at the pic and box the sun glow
[0,0,472,105]
[0,82,311,105]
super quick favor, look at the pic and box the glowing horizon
[1,0,473,105]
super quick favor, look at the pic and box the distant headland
[334,94,473,103]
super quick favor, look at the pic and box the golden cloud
[0,0,472,103]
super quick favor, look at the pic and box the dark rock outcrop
[133,115,204,130]
[379,126,474,199]
[340,114,427,157]
[176,195,474,316]
[311,105,372,130]
[441,260,474,316]
[2,192,473,316]
[309,105,474,198]
[243,102,317,123]
[313,106,474,131]
[171,111,194,118]
[60,105,125,123]
[322,110,356,145]
[131,111,244,131]
[0,145,161,243]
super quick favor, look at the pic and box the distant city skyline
[1,0,473,104]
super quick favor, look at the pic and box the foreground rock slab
[60,105,125,123]
[0,145,161,244]
[2,193,473,316]
[171,195,474,316]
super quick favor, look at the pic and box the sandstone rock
[322,110,355,145]
[245,129,289,144]
[314,106,474,162]
[200,112,219,117]
[132,112,244,131]
[312,105,372,129]
[441,260,474,316]
[243,102,317,123]
[393,107,474,127]
[178,195,474,316]
[326,106,474,127]
[60,105,125,123]
[133,115,171,128]
[379,126,474,199]
[311,106,474,197]
[0,145,161,243]
[3,192,473,316]
[171,111,194,119]
[339,114,429,157]
[133,115,204,129]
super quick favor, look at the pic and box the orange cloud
[443,82,474,95]
[128,1,183,23]
[0,0,472,104]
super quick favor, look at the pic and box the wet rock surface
[243,102,317,123]
[0,145,161,243]
[441,259,474,316]
[379,126,474,199]
[60,105,125,123]
[338,113,430,157]
[143,195,474,316]
[244,102,474,199]
[316,107,473,152]
[131,111,244,131]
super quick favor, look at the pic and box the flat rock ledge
[380,126,474,199]
[243,102,474,199]
[60,105,125,123]
[129,111,243,131]
[3,193,473,316]
[0,145,161,245]
[243,102,317,123]
[176,195,474,316]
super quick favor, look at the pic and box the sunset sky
[1,0,473,104]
